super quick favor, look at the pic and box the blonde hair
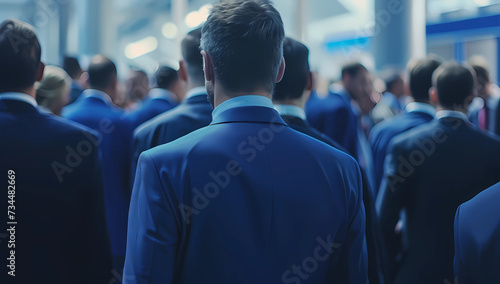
[35,65,71,109]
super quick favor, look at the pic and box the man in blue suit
[63,55,134,273]
[377,62,500,284]
[274,36,385,284]
[128,66,183,128]
[0,19,112,283]
[454,181,500,283]
[124,1,368,283]
[131,28,212,176]
[370,58,441,194]
[306,63,376,193]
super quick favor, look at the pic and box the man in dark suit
[63,55,134,273]
[454,181,500,283]
[0,19,112,283]
[128,66,184,128]
[131,28,212,175]
[306,63,376,192]
[377,62,500,284]
[124,1,368,283]
[62,56,85,104]
[273,37,340,148]
[274,36,385,284]
[467,58,499,134]
[370,58,441,194]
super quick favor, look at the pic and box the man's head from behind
[87,55,118,101]
[179,28,204,89]
[468,56,490,99]
[62,56,82,80]
[408,57,441,103]
[0,19,43,94]
[201,0,285,107]
[430,62,476,112]
[273,37,312,107]
[155,66,184,101]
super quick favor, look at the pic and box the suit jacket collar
[0,92,39,113]
[281,115,307,127]
[211,106,287,126]
[185,93,209,105]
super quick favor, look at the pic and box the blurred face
[345,69,373,102]
[125,71,150,101]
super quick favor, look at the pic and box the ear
[178,60,188,82]
[275,57,286,83]
[429,87,438,105]
[306,71,315,91]
[201,50,214,82]
[36,62,45,82]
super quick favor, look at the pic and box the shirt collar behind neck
[436,110,469,121]
[0,92,38,108]
[184,87,207,101]
[274,104,306,120]
[405,102,436,117]
[212,95,274,120]
[149,88,177,102]
[82,89,113,105]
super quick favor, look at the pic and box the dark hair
[62,56,82,79]
[341,62,367,80]
[384,71,403,93]
[87,55,117,91]
[409,58,441,102]
[433,62,474,108]
[201,0,285,93]
[181,28,204,85]
[154,66,179,89]
[0,19,41,93]
[274,37,309,101]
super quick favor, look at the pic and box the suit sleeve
[124,152,180,284]
[83,134,113,283]
[337,162,368,283]
[376,140,405,281]
[454,205,464,284]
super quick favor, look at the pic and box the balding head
[88,55,117,91]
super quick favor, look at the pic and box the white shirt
[405,102,436,117]
[436,110,469,121]
[212,95,274,120]
[148,88,177,102]
[274,104,306,120]
[0,92,38,108]
[81,89,113,105]
[184,87,207,101]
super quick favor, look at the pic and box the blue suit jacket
[377,117,500,284]
[124,105,368,284]
[454,181,500,283]
[369,110,434,195]
[131,94,213,180]
[0,97,112,283]
[128,91,179,129]
[63,91,134,269]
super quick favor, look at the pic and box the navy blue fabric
[377,117,500,284]
[63,92,134,271]
[369,111,434,195]
[454,181,500,283]
[0,99,112,283]
[124,105,368,283]
[306,91,358,157]
[128,96,178,129]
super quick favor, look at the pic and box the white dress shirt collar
[212,95,274,120]
[405,102,436,117]
[148,88,177,102]
[82,89,113,105]
[184,87,207,101]
[436,110,469,121]
[0,92,38,108]
[274,104,306,120]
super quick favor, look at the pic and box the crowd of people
[1,0,500,283]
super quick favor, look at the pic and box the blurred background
[2,0,500,83]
